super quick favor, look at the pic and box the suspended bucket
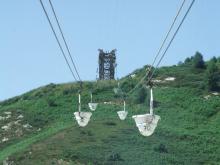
[88,103,98,111]
[113,82,122,94]
[132,88,160,136]
[117,101,128,120]
[117,111,128,120]
[113,88,121,94]
[74,93,92,127]
[132,114,160,136]
[113,88,118,94]
[74,112,92,127]
[88,93,98,111]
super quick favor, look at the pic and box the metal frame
[98,49,116,80]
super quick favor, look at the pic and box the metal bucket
[88,103,98,111]
[74,112,92,127]
[132,114,160,136]
[117,111,128,120]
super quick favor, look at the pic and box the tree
[132,86,148,104]
[217,56,220,61]
[205,61,219,91]
[178,61,183,66]
[193,52,205,69]
[184,57,191,64]
[211,56,217,63]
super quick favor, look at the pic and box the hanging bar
[78,93,81,113]
[91,93,93,103]
[150,88,153,115]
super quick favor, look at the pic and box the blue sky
[1,0,220,100]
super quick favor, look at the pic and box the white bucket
[74,112,92,127]
[88,103,98,111]
[132,114,160,136]
[113,88,119,94]
[117,111,128,120]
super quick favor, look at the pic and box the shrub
[132,86,148,104]
[108,153,123,161]
[47,99,58,107]
[104,121,117,126]
[27,113,49,128]
[205,60,220,91]
[154,143,168,153]
[184,57,192,64]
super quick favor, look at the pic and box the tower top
[98,49,117,80]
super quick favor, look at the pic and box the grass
[0,62,220,164]
[0,121,73,162]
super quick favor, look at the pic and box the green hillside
[1,56,220,165]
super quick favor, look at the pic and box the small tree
[211,56,217,63]
[217,56,220,63]
[132,86,147,104]
[178,61,183,66]
[193,52,205,69]
[205,61,219,91]
[184,57,191,64]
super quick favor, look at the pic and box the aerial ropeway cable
[39,0,92,127]
[48,0,82,82]
[127,0,187,96]
[129,0,196,136]
[147,0,196,83]
[39,0,78,82]
[39,0,196,132]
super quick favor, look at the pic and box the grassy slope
[0,65,220,165]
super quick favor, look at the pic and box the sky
[1,0,220,100]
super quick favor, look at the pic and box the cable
[127,0,187,95]
[48,0,82,81]
[148,0,196,82]
[39,0,78,81]
[149,0,186,73]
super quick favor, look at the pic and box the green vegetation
[206,60,220,91]
[193,52,206,69]
[0,53,220,164]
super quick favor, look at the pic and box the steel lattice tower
[98,49,116,80]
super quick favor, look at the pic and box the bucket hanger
[78,81,83,113]
[90,91,93,103]
[78,90,81,113]
[150,87,153,115]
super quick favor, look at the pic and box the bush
[154,143,168,153]
[47,99,58,107]
[184,57,192,64]
[104,121,117,126]
[205,60,220,91]
[108,153,123,161]
[62,87,77,95]
[121,79,136,92]
[27,113,49,127]
[0,96,20,106]
[132,87,148,104]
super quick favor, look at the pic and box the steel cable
[39,0,78,81]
